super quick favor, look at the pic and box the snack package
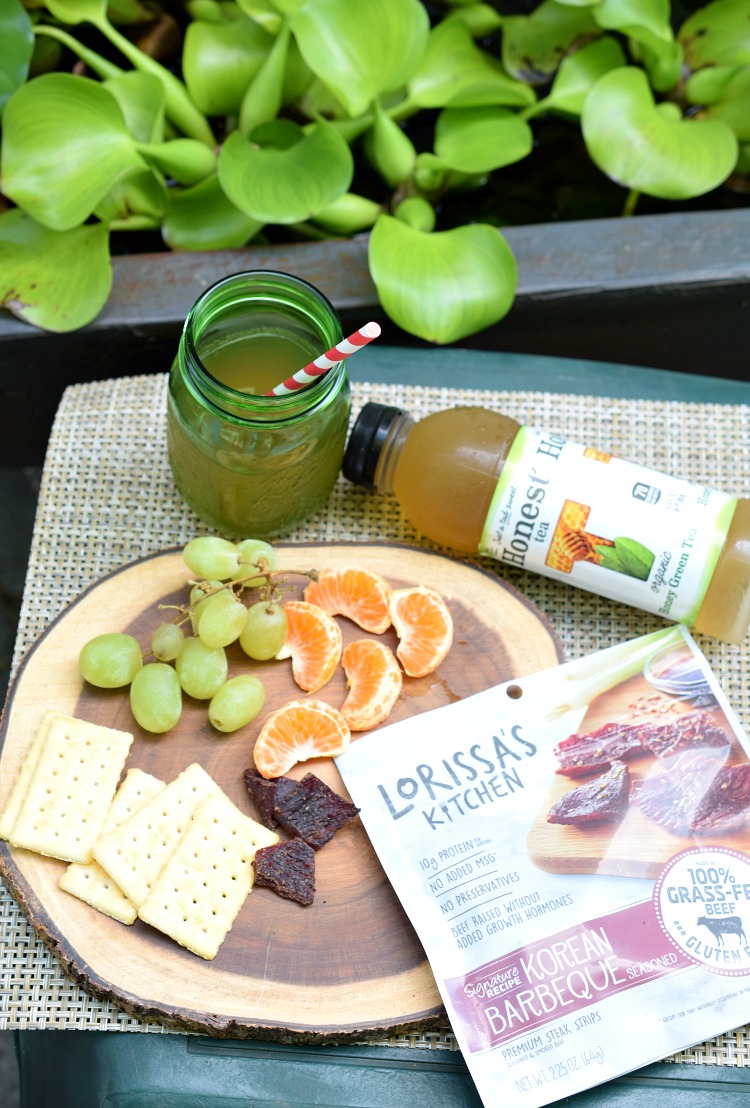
[337,625,750,1108]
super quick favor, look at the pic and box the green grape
[189,580,223,634]
[208,675,266,733]
[197,591,247,649]
[239,600,288,660]
[151,622,185,662]
[183,536,239,580]
[79,633,143,688]
[175,636,228,699]
[130,663,182,733]
[232,538,279,587]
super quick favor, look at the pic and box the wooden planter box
[4,208,749,466]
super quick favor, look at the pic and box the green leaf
[595,546,626,573]
[0,208,111,332]
[534,35,627,116]
[393,196,435,232]
[238,20,289,134]
[310,192,382,234]
[136,139,218,185]
[291,0,429,118]
[364,100,416,185]
[433,106,533,173]
[218,117,353,223]
[163,175,263,250]
[235,0,282,33]
[582,66,738,199]
[685,64,743,105]
[632,30,683,93]
[443,4,503,37]
[611,537,655,580]
[593,0,672,44]
[368,214,517,344]
[0,0,34,116]
[679,0,750,71]
[104,70,165,143]
[183,16,273,116]
[1,72,146,230]
[93,167,168,222]
[501,0,601,86]
[700,67,750,142]
[106,0,156,24]
[409,19,535,108]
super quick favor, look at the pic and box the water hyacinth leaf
[414,153,446,192]
[368,214,517,345]
[685,65,743,106]
[291,0,430,119]
[679,0,750,71]
[582,67,738,199]
[311,192,382,235]
[236,0,282,33]
[238,20,289,134]
[106,0,156,24]
[45,0,215,145]
[537,35,627,116]
[394,196,436,232]
[283,34,313,104]
[136,139,218,185]
[633,30,683,93]
[443,4,504,37]
[0,209,111,332]
[365,100,416,185]
[1,73,146,231]
[104,71,165,143]
[0,0,34,115]
[183,16,273,116]
[163,175,263,250]
[501,0,601,86]
[593,0,672,43]
[700,68,750,142]
[434,107,533,173]
[186,0,230,23]
[32,25,123,80]
[218,118,353,223]
[94,168,168,222]
[409,19,535,109]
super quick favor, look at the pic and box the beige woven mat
[3,373,750,1064]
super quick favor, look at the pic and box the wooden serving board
[527,670,750,880]
[0,542,562,1041]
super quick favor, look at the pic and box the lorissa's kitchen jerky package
[338,625,750,1108]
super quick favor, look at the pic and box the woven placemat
[3,373,750,1064]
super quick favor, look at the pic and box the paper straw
[265,321,381,396]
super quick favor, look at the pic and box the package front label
[337,626,750,1108]
[479,428,737,624]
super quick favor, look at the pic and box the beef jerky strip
[243,768,297,829]
[253,839,316,906]
[274,773,360,850]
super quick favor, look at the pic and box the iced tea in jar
[167,270,350,537]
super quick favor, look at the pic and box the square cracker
[93,763,221,908]
[138,791,278,960]
[4,713,133,864]
[0,710,55,841]
[59,768,166,925]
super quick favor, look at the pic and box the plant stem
[623,188,641,217]
[34,25,123,80]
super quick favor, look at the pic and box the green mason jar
[167,270,351,538]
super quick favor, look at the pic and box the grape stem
[157,566,321,624]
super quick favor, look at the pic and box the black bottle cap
[343,402,406,489]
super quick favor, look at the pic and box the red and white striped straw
[265,321,381,396]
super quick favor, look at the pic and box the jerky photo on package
[337,625,750,1108]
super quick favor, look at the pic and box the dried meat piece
[548,762,630,826]
[637,710,730,761]
[242,768,297,829]
[554,723,647,777]
[253,839,316,905]
[634,751,724,836]
[692,763,750,834]
[274,773,360,850]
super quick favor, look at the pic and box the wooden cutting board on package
[0,542,562,1041]
[527,672,750,880]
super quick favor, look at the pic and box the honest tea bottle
[342,403,750,644]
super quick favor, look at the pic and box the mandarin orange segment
[280,600,343,693]
[340,639,403,732]
[253,699,351,779]
[389,586,453,678]
[303,566,392,634]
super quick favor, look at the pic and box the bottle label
[479,427,737,624]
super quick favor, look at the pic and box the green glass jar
[167,270,351,538]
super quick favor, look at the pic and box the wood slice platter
[0,542,562,1041]
[527,667,750,881]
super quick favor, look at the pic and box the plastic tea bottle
[343,403,750,644]
[168,270,350,538]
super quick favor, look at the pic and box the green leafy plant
[0,0,748,338]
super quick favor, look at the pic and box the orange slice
[303,566,392,634]
[279,600,342,693]
[340,639,403,731]
[389,586,453,678]
[253,699,351,779]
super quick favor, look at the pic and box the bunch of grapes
[78,537,294,736]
